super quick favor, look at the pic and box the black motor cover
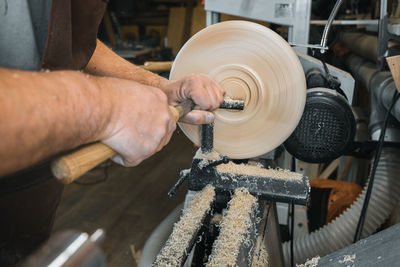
[284,88,355,163]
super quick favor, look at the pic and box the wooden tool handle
[51,143,116,185]
[52,105,183,184]
[139,61,173,72]
[169,105,180,122]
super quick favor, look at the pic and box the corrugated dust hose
[283,148,400,265]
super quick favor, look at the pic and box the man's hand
[86,41,225,124]
[98,77,176,167]
[160,74,226,124]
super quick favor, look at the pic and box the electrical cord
[353,91,400,243]
[290,156,296,267]
[320,58,348,99]
[310,44,342,90]
[74,161,112,186]
[322,59,339,88]
[290,203,295,267]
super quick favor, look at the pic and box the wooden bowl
[170,21,306,159]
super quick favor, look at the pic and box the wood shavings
[210,213,223,225]
[297,256,320,267]
[252,244,269,267]
[223,96,245,108]
[195,150,221,161]
[224,95,244,103]
[153,185,215,266]
[206,188,257,267]
[338,254,356,264]
[195,150,221,169]
[217,161,303,181]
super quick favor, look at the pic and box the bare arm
[85,40,169,89]
[0,67,175,177]
[86,40,226,124]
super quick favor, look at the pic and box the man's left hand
[160,74,225,124]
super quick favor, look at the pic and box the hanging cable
[290,156,296,267]
[353,91,400,242]
[290,203,295,267]
[74,161,112,186]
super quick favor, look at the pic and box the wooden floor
[53,131,196,266]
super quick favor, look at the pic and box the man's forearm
[85,40,169,89]
[0,67,112,176]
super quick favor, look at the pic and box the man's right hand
[97,77,176,167]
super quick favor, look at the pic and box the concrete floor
[53,130,196,266]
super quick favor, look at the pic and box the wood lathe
[151,21,311,266]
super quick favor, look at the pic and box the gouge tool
[51,99,244,184]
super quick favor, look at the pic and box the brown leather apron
[42,0,107,70]
[0,1,106,265]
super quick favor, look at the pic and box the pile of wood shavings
[206,188,257,267]
[217,162,303,181]
[153,185,215,266]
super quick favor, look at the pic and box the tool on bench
[21,229,105,267]
[51,98,245,185]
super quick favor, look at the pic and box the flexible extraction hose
[282,148,400,265]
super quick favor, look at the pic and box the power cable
[73,161,112,186]
[290,156,296,267]
[353,91,400,242]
